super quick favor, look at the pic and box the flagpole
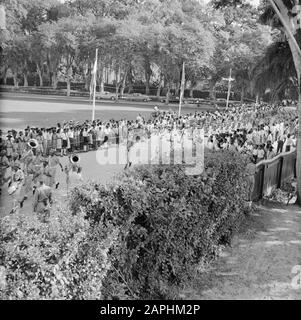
[179,61,185,116]
[92,48,98,122]
[226,68,232,109]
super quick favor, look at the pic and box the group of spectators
[0,101,298,214]
[204,105,298,163]
[0,102,298,165]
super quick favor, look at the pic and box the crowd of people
[0,102,298,218]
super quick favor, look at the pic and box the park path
[181,202,301,300]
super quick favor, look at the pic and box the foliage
[0,208,117,299]
[1,0,275,100]
[252,40,297,100]
[69,151,250,299]
[267,179,297,205]
[1,150,251,300]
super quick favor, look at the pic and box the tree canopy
[0,0,277,101]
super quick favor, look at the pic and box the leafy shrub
[0,208,117,299]
[70,150,250,299]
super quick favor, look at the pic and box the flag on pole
[178,61,185,116]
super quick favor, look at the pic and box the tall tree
[258,0,301,204]
[214,0,301,205]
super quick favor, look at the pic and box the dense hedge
[0,150,250,299]
[69,150,250,299]
[0,209,117,299]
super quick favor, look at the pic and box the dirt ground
[181,201,301,300]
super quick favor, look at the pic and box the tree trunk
[144,58,152,95]
[209,80,216,102]
[115,68,121,100]
[13,73,18,87]
[241,86,245,103]
[115,83,120,100]
[156,76,163,98]
[98,66,105,93]
[156,85,161,98]
[128,82,133,94]
[145,73,150,95]
[189,88,193,98]
[37,64,43,87]
[120,69,127,96]
[52,73,58,89]
[127,66,133,94]
[66,77,71,96]
[85,63,91,91]
[104,67,107,84]
[165,84,170,105]
[23,74,28,87]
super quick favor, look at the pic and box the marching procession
[0,101,298,219]
[0,136,82,219]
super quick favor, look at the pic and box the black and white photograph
[0,0,301,305]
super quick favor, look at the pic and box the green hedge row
[0,209,116,299]
[0,150,250,299]
[69,150,250,299]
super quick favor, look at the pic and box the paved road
[0,92,213,131]
[0,149,124,218]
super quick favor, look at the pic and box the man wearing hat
[33,178,53,223]
[5,133,14,160]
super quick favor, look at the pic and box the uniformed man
[33,178,53,223]
[0,149,10,185]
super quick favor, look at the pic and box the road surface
[0,92,213,131]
